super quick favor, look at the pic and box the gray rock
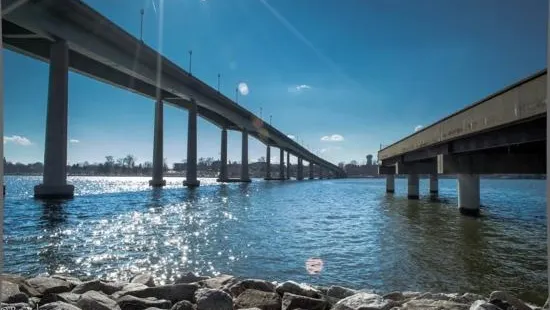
[77,290,121,310]
[39,301,81,310]
[234,289,281,310]
[29,297,41,308]
[452,293,487,304]
[1,280,23,302]
[281,292,328,310]
[170,300,195,310]
[401,299,469,310]
[195,288,232,310]
[39,293,60,306]
[175,272,209,284]
[489,291,532,310]
[101,282,127,295]
[117,294,171,310]
[470,300,503,310]
[276,281,321,298]
[111,283,150,299]
[26,277,72,296]
[314,286,330,295]
[56,292,81,305]
[333,292,396,310]
[72,279,102,294]
[237,308,262,310]
[1,302,32,310]
[327,286,358,300]
[131,274,156,287]
[50,275,82,287]
[229,279,276,297]
[414,293,460,301]
[383,292,405,301]
[1,274,41,297]
[201,275,236,290]
[121,283,199,303]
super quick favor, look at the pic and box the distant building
[366,154,373,166]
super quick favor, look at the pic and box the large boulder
[72,279,102,294]
[1,302,32,310]
[50,275,82,287]
[26,277,72,296]
[111,283,150,299]
[451,293,487,304]
[489,291,532,310]
[170,300,195,310]
[175,272,209,284]
[39,301,81,310]
[327,286,358,300]
[276,281,321,298]
[76,290,121,310]
[2,274,41,297]
[117,294,171,310]
[131,274,156,287]
[201,274,236,290]
[382,291,405,301]
[281,292,329,310]
[470,300,502,310]
[332,292,396,310]
[1,280,28,303]
[120,283,199,303]
[229,279,276,297]
[195,288,233,310]
[401,299,469,310]
[56,292,81,305]
[100,281,128,295]
[234,289,281,310]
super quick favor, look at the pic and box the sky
[3,0,548,166]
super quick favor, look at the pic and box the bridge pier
[286,152,291,179]
[297,158,304,180]
[458,174,480,216]
[265,145,271,179]
[386,175,395,193]
[149,98,166,187]
[319,167,324,179]
[34,40,74,199]
[241,129,250,181]
[184,99,200,187]
[217,128,228,182]
[429,174,438,195]
[279,148,285,179]
[407,174,419,199]
[309,163,314,179]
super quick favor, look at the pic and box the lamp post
[188,50,193,75]
[217,73,220,92]
[139,9,144,42]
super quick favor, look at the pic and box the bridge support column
[297,158,304,180]
[286,152,291,179]
[149,98,166,187]
[429,174,438,195]
[309,163,314,179]
[279,148,285,179]
[34,40,74,199]
[241,129,250,181]
[265,145,271,179]
[217,128,228,182]
[184,99,200,187]
[386,175,395,193]
[458,174,480,216]
[320,167,324,179]
[407,174,419,199]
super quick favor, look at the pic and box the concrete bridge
[1,0,345,198]
[378,70,546,215]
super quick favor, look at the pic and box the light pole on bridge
[188,50,193,75]
[139,9,144,42]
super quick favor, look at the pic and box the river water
[2,176,547,303]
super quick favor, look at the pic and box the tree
[124,154,136,169]
[258,156,265,163]
[105,156,114,166]
[350,160,358,166]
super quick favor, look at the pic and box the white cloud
[70,139,80,144]
[287,134,296,140]
[4,135,32,146]
[414,125,423,132]
[288,84,312,93]
[320,146,342,154]
[238,82,249,96]
[320,134,344,142]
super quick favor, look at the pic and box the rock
[333,292,396,310]
[314,286,330,295]
[26,277,72,296]
[131,274,156,287]
[1,280,22,302]
[29,297,41,308]
[0,302,32,310]
[121,283,199,303]
[451,293,487,304]
[201,275,236,290]
[489,291,532,310]
[234,289,281,310]
[401,299,469,310]
[175,272,209,284]
[50,275,82,287]
[229,279,276,297]
[77,290,121,310]
[327,286,359,300]
[101,281,127,295]
[383,291,405,301]
[170,300,195,310]
[39,293,60,306]
[39,301,81,310]
[403,292,423,299]
[276,281,321,298]
[2,274,41,297]
[195,288,232,310]
[111,283,150,299]
[281,292,329,310]
[72,279,102,294]
[414,293,460,301]
[470,300,503,310]
[56,292,81,305]
[117,294,171,310]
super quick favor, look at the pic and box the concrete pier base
[34,40,74,199]
[286,152,291,179]
[297,158,304,180]
[386,175,395,193]
[217,128,228,182]
[265,145,271,179]
[279,148,285,179]
[241,129,250,182]
[309,163,314,179]
[150,98,165,187]
[407,174,419,199]
[429,174,438,195]
[458,173,480,216]
[184,99,200,188]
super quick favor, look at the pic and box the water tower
[366,154,373,166]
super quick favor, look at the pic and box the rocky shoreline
[0,273,545,310]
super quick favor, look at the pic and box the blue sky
[3,0,547,166]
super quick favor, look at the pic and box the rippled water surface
[3,176,547,303]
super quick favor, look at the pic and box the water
[3,176,547,304]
